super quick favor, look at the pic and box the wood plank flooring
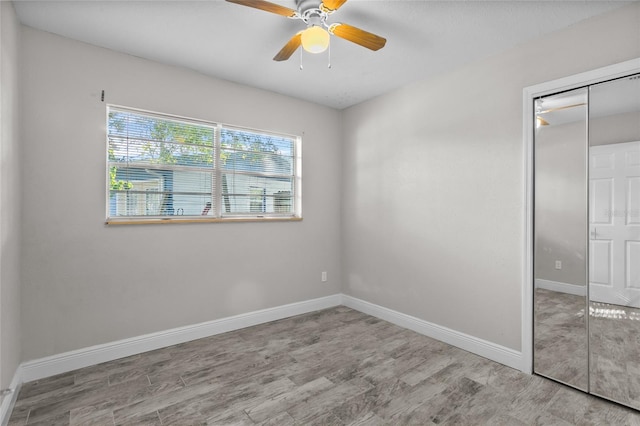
[7,306,640,425]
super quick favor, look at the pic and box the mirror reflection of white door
[590,141,640,307]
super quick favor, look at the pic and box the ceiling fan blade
[538,103,586,114]
[537,116,550,126]
[273,32,302,61]
[328,23,386,51]
[226,0,297,18]
[321,0,348,13]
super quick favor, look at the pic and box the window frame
[105,105,302,225]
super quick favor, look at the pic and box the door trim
[521,58,640,374]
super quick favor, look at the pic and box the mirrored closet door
[533,73,640,409]
[533,87,589,391]
[588,75,640,408]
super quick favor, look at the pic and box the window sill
[106,217,303,225]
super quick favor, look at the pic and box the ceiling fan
[226,0,387,61]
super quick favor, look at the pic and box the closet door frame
[522,58,640,374]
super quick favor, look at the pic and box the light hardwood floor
[8,306,640,425]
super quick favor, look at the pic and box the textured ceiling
[13,0,633,109]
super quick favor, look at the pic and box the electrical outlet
[321,271,327,282]
[555,260,562,270]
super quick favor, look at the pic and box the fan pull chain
[328,41,331,69]
[299,48,303,71]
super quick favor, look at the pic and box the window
[107,106,301,223]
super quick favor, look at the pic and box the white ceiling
[13,0,634,109]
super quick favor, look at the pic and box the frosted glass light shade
[301,26,329,53]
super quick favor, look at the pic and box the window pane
[220,174,293,215]
[221,128,293,153]
[110,192,213,217]
[108,110,214,146]
[171,194,214,216]
[221,128,295,176]
[220,195,293,215]
[109,137,214,169]
[107,107,217,220]
[108,110,214,171]
[221,149,293,175]
[109,168,213,217]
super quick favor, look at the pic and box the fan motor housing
[296,0,328,28]
[296,0,323,15]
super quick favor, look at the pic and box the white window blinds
[107,106,301,222]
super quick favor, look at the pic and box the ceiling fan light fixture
[301,25,330,53]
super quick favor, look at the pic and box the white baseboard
[20,294,342,383]
[535,279,586,296]
[0,367,22,426]
[342,294,524,371]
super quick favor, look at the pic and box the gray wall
[591,111,640,146]
[20,27,342,361]
[0,1,22,388]
[341,3,640,351]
